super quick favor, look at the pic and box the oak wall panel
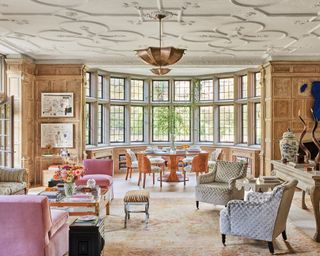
[262,61,320,174]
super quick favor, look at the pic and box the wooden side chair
[183,153,209,186]
[137,154,164,189]
[208,148,223,170]
[125,149,138,180]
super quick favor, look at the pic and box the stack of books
[68,194,94,201]
[74,215,99,225]
[39,191,63,201]
[259,176,281,183]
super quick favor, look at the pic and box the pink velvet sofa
[0,195,69,256]
[76,159,114,199]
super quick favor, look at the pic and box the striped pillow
[0,168,26,182]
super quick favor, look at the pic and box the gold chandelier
[135,14,185,75]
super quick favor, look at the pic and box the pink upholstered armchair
[0,195,69,256]
[76,159,114,199]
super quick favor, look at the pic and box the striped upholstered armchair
[0,167,28,195]
[195,161,247,208]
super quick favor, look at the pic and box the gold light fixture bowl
[150,67,171,75]
[135,47,185,66]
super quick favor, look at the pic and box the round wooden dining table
[138,150,208,182]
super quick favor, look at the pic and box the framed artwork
[41,123,73,148]
[41,93,74,117]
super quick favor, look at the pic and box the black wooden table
[69,218,105,256]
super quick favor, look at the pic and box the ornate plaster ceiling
[0,0,320,75]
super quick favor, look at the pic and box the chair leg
[143,173,146,189]
[129,167,133,178]
[183,171,186,186]
[153,172,155,185]
[268,241,274,254]
[124,204,128,228]
[125,167,129,180]
[160,171,162,188]
[137,172,141,186]
[282,230,287,241]
[222,234,226,246]
[196,201,199,209]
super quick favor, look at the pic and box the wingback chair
[220,179,298,254]
[0,195,69,256]
[195,160,247,208]
[76,159,114,199]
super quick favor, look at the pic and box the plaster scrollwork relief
[60,20,109,35]
[216,21,265,37]
[31,0,88,8]
[100,30,144,43]
[230,0,284,8]
[181,31,228,43]
[38,30,83,42]
[208,38,248,49]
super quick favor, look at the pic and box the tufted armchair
[220,179,298,254]
[195,160,247,208]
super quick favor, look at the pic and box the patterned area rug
[103,197,320,256]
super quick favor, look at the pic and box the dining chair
[208,148,223,170]
[183,153,209,186]
[125,149,138,180]
[138,154,164,189]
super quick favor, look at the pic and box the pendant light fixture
[135,13,185,75]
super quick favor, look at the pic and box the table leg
[95,203,99,216]
[106,202,110,215]
[310,184,320,242]
[302,190,307,209]
[159,155,187,182]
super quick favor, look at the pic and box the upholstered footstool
[124,190,150,228]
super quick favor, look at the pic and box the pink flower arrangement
[53,165,85,183]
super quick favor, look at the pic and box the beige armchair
[195,160,247,208]
[220,179,298,254]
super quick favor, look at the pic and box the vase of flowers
[53,165,85,197]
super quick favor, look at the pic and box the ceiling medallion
[135,12,185,75]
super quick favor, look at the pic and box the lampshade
[135,13,186,75]
[135,47,185,67]
[150,67,171,75]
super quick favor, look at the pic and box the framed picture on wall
[41,93,74,117]
[41,123,73,148]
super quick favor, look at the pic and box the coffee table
[50,188,110,216]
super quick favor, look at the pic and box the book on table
[260,176,281,183]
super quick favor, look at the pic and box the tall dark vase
[298,112,311,164]
[311,109,320,170]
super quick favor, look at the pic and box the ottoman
[124,189,150,228]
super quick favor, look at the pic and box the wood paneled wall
[6,58,35,181]
[262,61,320,174]
[5,59,85,184]
[34,64,85,184]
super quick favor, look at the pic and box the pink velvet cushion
[83,159,113,176]
[49,209,68,238]
[76,174,113,188]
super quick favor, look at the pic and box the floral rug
[103,197,320,256]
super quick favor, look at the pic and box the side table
[69,218,105,256]
[236,178,281,192]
